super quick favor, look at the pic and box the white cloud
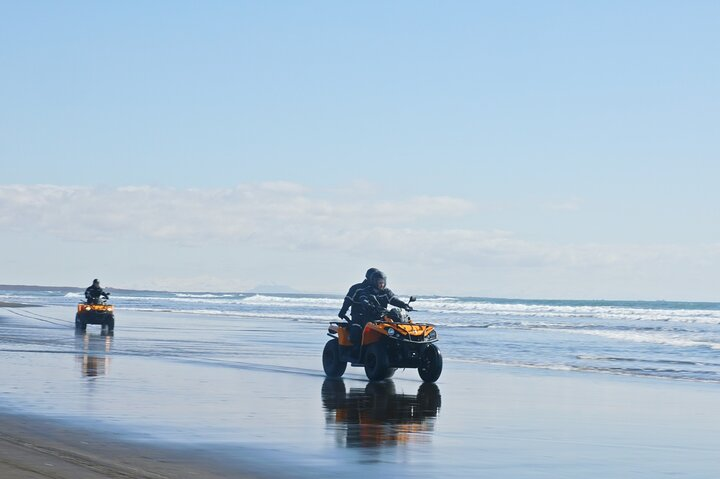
[2,183,720,299]
[0,184,474,245]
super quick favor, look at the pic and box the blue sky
[1,1,718,300]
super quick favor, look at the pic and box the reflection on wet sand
[75,333,113,377]
[322,379,441,448]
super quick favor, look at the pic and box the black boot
[351,345,361,363]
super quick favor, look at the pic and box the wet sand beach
[0,301,34,308]
[2,305,720,478]
[0,412,255,479]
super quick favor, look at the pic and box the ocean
[3,286,720,383]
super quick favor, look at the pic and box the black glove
[403,304,413,312]
[338,311,350,321]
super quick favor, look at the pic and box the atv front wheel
[364,343,392,381]
[418,344,443,382]
[323,339,347,378]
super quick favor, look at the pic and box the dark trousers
[349,315,368,346]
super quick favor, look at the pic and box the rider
[337,267,378,322]
[84,279,109,304]
[351,270,413,348]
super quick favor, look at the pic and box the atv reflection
[75,333,113,377]
[322,379,441,448]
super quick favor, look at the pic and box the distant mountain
[0,284,82,292]
[0,283,307,295]
[0,284,164,294]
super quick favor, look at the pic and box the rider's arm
[338,284,357,316]
[357,289,375,310]
[387,289,411,310]
[338,297,351,316]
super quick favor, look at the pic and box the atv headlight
[387,328,396,336]
[427,330,437,340]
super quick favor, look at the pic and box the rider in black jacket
[350,270,412,347]
[337,268,378,321]
[84,279,109,304]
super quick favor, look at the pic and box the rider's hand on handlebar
[404,305,413,312]
[338,312,350,321]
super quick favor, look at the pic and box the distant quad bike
[75,296,115,334]
[323,297,443,382]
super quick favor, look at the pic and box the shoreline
[0,301,35,308]
[0,411,257,479]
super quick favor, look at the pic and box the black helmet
[370,270,387,289]
[365,267,379,280]
[93,279,99,285]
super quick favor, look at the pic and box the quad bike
[75,294,115,334]
[323,297,443,382]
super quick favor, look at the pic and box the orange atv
[75,295,115,334]
[323,297,442,382]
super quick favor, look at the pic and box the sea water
[3,287,720,383]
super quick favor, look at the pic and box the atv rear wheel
[74,314,86,332]
[364,343,392,381]
[418,344,443,382]
[323,339,347,378]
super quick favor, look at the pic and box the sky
[1,1,718,301]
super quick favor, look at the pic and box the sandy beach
[0,412,255,479]
[0,301,35,308]
[3,303,720,478]
[3,364,720,478]
[0,303,236,479]
[0,302,222,478]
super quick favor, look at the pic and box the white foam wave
[418,299,720,324]
[238,294,340,308]
[119,306,330,322]
[449,357,720,384]
[116,293,339,308]
[566,329,720,350]
[0,294,35,302]
[110,295,248,306]
[174,293,238,298]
